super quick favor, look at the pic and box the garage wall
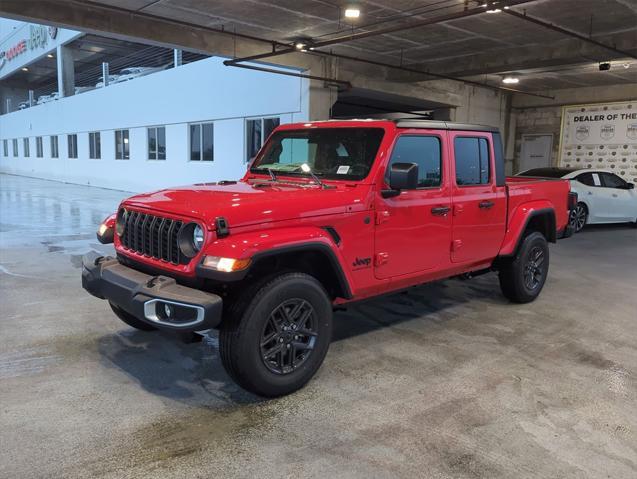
[510,83,637,173]
[0,57,309,192]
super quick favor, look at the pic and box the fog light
[201,256,251,273]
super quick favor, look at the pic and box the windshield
[251,128,385,181]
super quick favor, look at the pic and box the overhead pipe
[504,9,637,60]
[225,62,351,90]
[306,49,556,99]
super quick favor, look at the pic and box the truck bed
[505,176,571,236]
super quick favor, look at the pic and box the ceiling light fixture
[502,76,519,84]
[344,7,361,19]
[21,67,28,72]
[295,42,306,50]
[47,53,54,58]
[486,8,502,13]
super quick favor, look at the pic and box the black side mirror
[389,162,419,190]
[626,183,634,190]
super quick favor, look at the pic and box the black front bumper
[82,252,223,331]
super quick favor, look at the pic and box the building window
[50,136,59,158]
[454,137,490,186]
[189,122,213,161]
[386,136,442,188]
[12,139,18,157]
[23,138,30,157]
[2,139,7,157]
[89,132,101,159]
[67,134,78,159]
[36,137,43,157]
[115,129,130,160]
[246,117,280,162]
[147,126,166,160]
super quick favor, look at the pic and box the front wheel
[498,231,549,304]
[219,273,333,397]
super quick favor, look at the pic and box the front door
[374,132,452,279]
[449,132,506,264]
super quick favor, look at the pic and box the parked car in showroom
[517,168,637,232]
[83,120,575,397]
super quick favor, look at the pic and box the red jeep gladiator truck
[83,119,575,397]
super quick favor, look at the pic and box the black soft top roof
[518,167,579,178]
[394,119,499,133]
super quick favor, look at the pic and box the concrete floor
[1,173,636,479]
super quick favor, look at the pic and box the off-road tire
[109,302,157,331]
[219,272,333,397]
[498,231,549,304]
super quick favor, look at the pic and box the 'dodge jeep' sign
[0,25,57,71]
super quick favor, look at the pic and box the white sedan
[517,168,637,233]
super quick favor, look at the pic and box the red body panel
[113,120,571,302]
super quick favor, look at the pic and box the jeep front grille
[120,211,185,264]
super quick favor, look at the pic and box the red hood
[121,180,371,229]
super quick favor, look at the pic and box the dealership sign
[0,24,57,71]
[559,101,637,183]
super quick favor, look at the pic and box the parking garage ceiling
[1,0,636,93]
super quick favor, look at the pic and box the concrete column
[28,90,34,107]
[173,49,182,67]
[309,82,337,120]
[5,98,11,114]
[56,44,75,98]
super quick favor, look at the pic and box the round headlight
[116,208,127,237]
[193,225,204,251]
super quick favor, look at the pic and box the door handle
[612,194,618,198]
[431,206,451,216]
[588,192,593,195]
[478,201,495,209]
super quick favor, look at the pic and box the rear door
[448,132,506,264]
[374,131,452,279]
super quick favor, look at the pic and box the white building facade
[0,21,309,192]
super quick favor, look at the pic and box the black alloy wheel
[523,246,546,291]
[260,299,318,375]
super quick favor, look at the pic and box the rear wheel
[498,231,549,304]
[219,273,332,397]
[569,202,588,233]
[109,302,157,331]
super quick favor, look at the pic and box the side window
[115,129,130,160]
[575,173,594,186]
[386,135,441,188]
[246,117,280,162]
[600,173,626,189]
[454,137,490,186]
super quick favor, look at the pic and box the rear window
[454,137,490,186]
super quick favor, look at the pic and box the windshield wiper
[300,164,328,189]
[266,168,277,182]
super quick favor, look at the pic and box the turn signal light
[97,214,116,244]
[201,256,251,273]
